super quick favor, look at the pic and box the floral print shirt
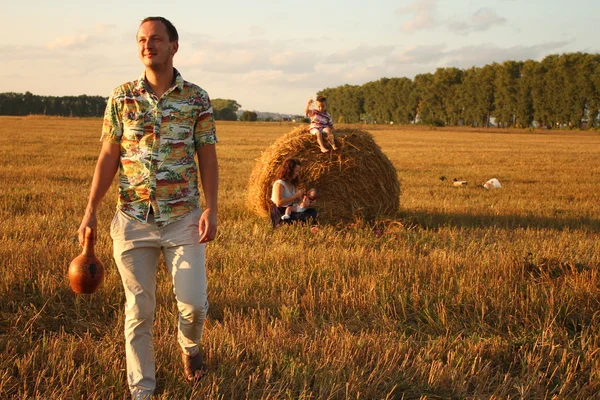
[101,69,217,227]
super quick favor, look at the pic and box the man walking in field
[77,16,218,399]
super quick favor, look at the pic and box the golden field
[1,116,600,399]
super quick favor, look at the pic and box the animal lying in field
[453,178,468,187]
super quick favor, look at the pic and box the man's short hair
[316,95,327,102]
[140,16,179,42]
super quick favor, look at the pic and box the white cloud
[269,50,315,74]
[179,38,318,74]
[178,43,264,73]
[233,69,283,85]
[447,8,507,34]
[177,50,208,68]
[94,24,118,35]
[47,34,90,50]
[0,45,57,61]
[381,41,571,79]
[209,49,259,71]
[341,65,388,84]
[443,42,569,68]
[323,44,395,64]
[248,25,266,37]
[45,24,120,51]
[396,0,438,33]
[446,21,470,33]
[472,8,507,29]
[185,41,394,89]
[386,44,447,65]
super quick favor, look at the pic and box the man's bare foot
[320,147,329,153]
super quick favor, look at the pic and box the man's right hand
[77,212,98,246]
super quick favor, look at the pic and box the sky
[1,0,598,115]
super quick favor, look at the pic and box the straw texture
[247,126,401,224]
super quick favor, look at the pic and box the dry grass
[1,116,600,399]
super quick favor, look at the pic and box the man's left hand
[199,208,217,243]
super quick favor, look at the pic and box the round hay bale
[247,126,400,224]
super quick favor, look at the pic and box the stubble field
[1,116,600,399]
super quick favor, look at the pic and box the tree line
[4,52,598,128]
[0,92,246,121]
[318,53,600,129]
[0,92,107,117]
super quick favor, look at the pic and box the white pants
[110,209,208,399]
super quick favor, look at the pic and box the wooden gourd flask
[68,227,105,294]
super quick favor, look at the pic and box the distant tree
[362,79,389,123]
[211,99,241,112]
[240,110,257,121]
[315,52,600,130]
[459,64,496,127]
[460,67,479,126]
[589,55,600,128]
[432,67,463,125]
[360,77,415,124]
[530,59,551,128]
[212,98,241,121]
[540,54,568,128]
[391,77,417,124]
[476,64,497,127]
[565,53,599,128]
[515,60,536,128]
[494,61,522,127]
[413,73,437,125]
[319,84,362,123]
[0,92,107,117]
[216,107,237,121]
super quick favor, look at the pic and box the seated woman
[270,158,318,227]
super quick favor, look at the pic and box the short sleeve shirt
[307,109,334,130]
[101,69,217,227]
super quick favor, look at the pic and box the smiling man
[77,16,218,399]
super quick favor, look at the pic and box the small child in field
[281,188,318,220]
[305,96,337,153]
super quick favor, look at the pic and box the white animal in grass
[483,178,502,189]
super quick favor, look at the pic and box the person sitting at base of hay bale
[270,158,318,227]
[282,188,318,221]
[305,96,338,153]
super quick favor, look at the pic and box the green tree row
[0,93,244,121]
[0,92,107,117]
[319,53,600,128]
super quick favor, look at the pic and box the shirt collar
[135,68,184,94]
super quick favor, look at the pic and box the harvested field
[1,117,600,399]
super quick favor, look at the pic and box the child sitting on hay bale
[282,188,318,221]
[305,96,338,153]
